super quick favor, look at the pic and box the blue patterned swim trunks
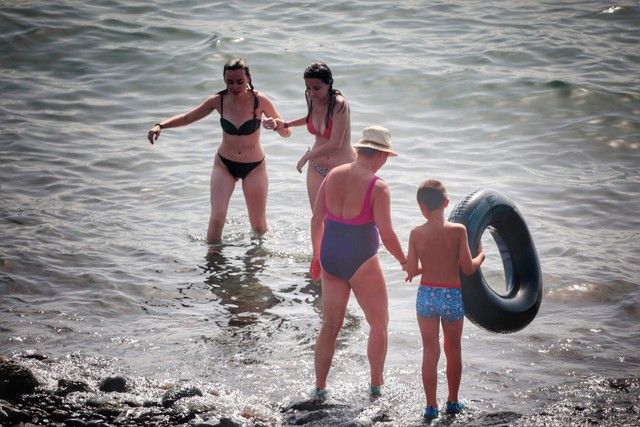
[416,285,464,321]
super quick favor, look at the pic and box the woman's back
[324,164,377,221]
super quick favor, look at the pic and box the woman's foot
[369,385,382,397]
[312,387,328,401]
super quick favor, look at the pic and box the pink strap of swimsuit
[325,176,378,225]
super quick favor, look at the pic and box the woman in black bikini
[148,58,290,243]
[263,62,355,210]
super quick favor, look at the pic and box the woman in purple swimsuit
[147,58,290,243]
[308,125,407,398]
[263,62,355,211]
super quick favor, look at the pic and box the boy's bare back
[405,179,484,284]
[409,220,472,285]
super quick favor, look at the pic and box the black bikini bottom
[218,153,264,180]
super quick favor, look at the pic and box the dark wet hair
[222,58,255,91]
[303,62,346,130]
[417,179,447,210]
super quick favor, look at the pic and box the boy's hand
[404,268,422,283]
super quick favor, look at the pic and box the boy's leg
[350,256,388,388]
[442,318,464,403]
[418,315,440,407]
[314,271,350,390]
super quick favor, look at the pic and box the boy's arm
[405,229,421,282]
[458,225,485,275]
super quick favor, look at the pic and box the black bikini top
[218,90,261,136]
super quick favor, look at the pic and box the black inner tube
[450,190,542,333]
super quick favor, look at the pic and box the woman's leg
[306,166,325,211]
[349,256,389,388]
[418,315,440,408]
[241,160,268,236]
[207,157,237,243]
[315,271,350,390]
[442,318,464,403]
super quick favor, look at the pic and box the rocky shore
[1,355,638,426]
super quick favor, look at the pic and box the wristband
[154,123,164,129]
[283,122,290,128]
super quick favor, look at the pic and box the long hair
[303,62,346,129]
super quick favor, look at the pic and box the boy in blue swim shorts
[405,179,485,420]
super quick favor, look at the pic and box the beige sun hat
[353,125,398,156]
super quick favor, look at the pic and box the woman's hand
[262,117,286,131]
[261,117,277,130]
[296,149,309,173]
[310,257,321,281]
[148,124,162,145]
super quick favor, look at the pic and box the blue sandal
[369,385,382,397]
[446,401,465,414]
[423,405,439,419]
[312,387,328,400]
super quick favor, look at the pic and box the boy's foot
[423,406,439,419]
[369,385,382,397]
[311,387,328,401]
[445,401,465,414]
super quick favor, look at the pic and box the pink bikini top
[307,116,332,139]
[325,176,378,225]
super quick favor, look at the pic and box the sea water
[1,1,639,425]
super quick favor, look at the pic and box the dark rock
[607,378,631,392]
[19,353,48,361]
[293,410,330,425]
[169,410,197,424]
[284,399,342,412]
[85,397,121,419]
[57,379,92,396]
[0,403,30,425]
[0,406,8,425]
[0,359,40,400]
[51,409,71,422]
[161,385,203,407]
[65,418,88,426]
[215,417,242,426]
[123,399,141,407]
[371,412,392,423]
[86,419,110,427]
[95,405,121,418]
[98,376,129,393]
[476,411,522,425]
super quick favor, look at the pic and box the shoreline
[2,355,638,426]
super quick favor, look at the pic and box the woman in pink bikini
[308,125,406,399]
[263,62,355,210]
